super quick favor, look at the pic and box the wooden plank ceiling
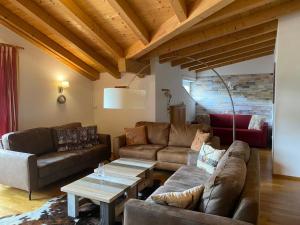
[0,0,300,80]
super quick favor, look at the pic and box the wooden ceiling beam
[107,0,149,45]
[194,0,275,29]
[168,0,187,22]
[118,59,150,78]
[58,0,123,59]
[180,38,276,69]
[148,0,300,58]
[171,31,277,66]
[195,51,274,73]
[14,0,120,78]
[0,4,99,81]
[159,20,278,62]
[189,46,275,71]
[125,0,234,59]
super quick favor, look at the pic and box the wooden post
[67,194,79,218]
[100,202,115,225]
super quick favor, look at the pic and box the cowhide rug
[0,196,110,225]
[0,181,161,225]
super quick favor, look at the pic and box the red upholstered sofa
[210,114,268,148]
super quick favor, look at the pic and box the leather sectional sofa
[124,141,260,225]
[114,121,220,171]
[0,122,111,199]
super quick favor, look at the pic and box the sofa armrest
[124,199,253,225]
[0,149,38,191]
[113,135,126,159]
[98,134,111,148]
[187,150,199,166]
[262,122,268,140]
[98,134,112,159]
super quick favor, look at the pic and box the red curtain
[0,46,18,136]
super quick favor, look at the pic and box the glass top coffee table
[61,158,156,225]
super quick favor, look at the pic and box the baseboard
[272,174,300,181]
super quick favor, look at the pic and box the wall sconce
[57,80,69,104]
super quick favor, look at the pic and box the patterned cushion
[124,126,147,146]
[56,126,99,151]
[86,126,100,146]
[191,130,211,151]
[151,185,204,209]
[56,128,80,152]
[197,144,225,174]
[77,127,90,148]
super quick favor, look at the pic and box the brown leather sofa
[114,121,220,171]
[0,122,111,200]
[124,141,260,225]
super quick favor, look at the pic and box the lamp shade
[103,88,146,109]
[61,80,69,88]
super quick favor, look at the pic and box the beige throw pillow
[151,185,204,209]
[197,144,225,174]
[191,129,211,151]
[124,126,147,146]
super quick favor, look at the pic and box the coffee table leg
[148,169,154,187]
[67,194,79,218]
[100,201,115,225]
[127,185,138,199]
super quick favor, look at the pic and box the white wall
[93,73,156,138]
[151,58,196,123]
[0,25,94,129]
[197,55,275,76]
[273,12,300,177]
[93,58,196,138]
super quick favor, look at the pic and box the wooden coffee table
[61,158,156,225]
[99,158,157,192]
[61,173,140,225]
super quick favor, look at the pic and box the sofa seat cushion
[37,151,79,178]
[69,144,109,163]
[157,146,190,164]
[119,144,165,160]
[164,166,211,190]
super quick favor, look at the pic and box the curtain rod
[0,43,24,50]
